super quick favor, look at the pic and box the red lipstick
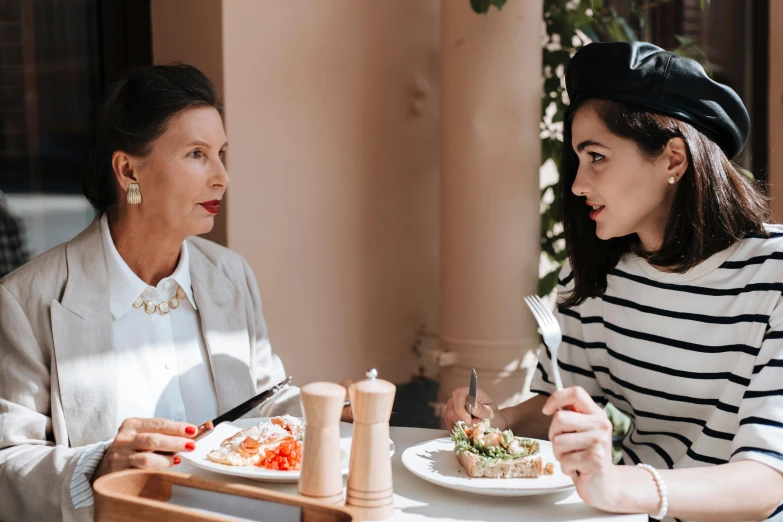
[199,200,221,214]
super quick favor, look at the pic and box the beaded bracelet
[636,463,669,520]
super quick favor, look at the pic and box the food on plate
[450,419,554,478]
[258,438,303,471]
[207,415,304,470]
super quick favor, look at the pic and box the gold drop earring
[127,183,141,204]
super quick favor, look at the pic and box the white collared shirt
[99,214,219,428]
[72,216,298,509]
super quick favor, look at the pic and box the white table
[174,425,645,522]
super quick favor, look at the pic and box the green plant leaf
[544,49,571,69]
[544,76,561,97]
[578,24,600,43]
[541,139,553,167]
[553,104,565,124]
[470,0,506,14]
[550,141,563,172]
[470,0,491,14]
[620,18,637,41]
[570,10,592,29]
[538,267,561,297]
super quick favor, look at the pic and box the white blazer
[0,218,300,522]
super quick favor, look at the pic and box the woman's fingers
[105,417,197,474]
[548,408,612,441]
[340,405,354,423]
[557,441,612,477]
[127,432,196,453]
[542,387,604,416]
[96,418,193,479]
[443,391,494,430]
[119,418,196,437]
[551,430,607,460]
[128,451,180,470]
[449,387,471,425]
[558,450,586,478]
[470,401,495,422]
[449,386,497,424]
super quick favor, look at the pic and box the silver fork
[524,294,564,390]
[525,295,581,478]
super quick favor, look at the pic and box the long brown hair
[560,99,770,308]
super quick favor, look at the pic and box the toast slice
[456,449,543,478]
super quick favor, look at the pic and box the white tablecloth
[173,425,646,522]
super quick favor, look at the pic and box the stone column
[152,0,442,386]
[439,0,543,409]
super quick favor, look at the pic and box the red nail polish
[173,456,181,465]
[185,442,196,451]
[185,426,196,435]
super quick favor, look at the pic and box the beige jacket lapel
[188,243,256,415]
[51,218,117,446]
[50,220,257,445]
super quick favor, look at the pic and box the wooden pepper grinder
[298,382,346,505]
[347,369,396,520]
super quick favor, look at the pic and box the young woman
[444,42,783,521]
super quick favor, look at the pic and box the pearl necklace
[132,286,187,315]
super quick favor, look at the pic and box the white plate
[401,437,574,497]
[180,417,395,483]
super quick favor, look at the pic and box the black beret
[565,41,750,159]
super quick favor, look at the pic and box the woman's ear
[664,137,689,182]
[111,150,139,192]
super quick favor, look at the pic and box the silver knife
[193,376,293,441]
[466,368,478,418]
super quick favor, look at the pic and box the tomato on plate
[257,438,303,471]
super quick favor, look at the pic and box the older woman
[0,64,304,522]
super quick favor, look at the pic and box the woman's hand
[93,418,198,482]
[543,386,620,512]
[442,386,507,431]
[339,380,354,423]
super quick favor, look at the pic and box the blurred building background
[1,0,781,427]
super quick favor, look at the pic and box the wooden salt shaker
[346,369,396,521]
[298,382,346,505]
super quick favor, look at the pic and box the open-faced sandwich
[451,419,554,478]
[207,415,304,470]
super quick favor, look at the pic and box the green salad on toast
[450,419,540,462]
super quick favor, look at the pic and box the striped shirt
[70,441,112,509]
[531,226,783,521]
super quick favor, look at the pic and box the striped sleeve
[69,440,112,509]
[530,262,606,403]
[730,295,783,474]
